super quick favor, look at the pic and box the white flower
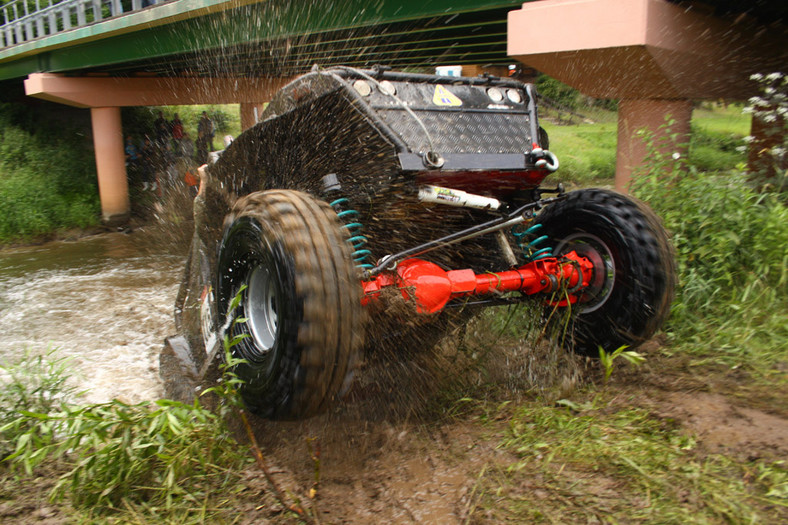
[672,152,681,160]
[765,72,783,82]
[751,73,764,81]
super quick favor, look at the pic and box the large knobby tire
[216,190,364,419]
[533,189,675,356]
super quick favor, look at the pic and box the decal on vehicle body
[433,85,462,106]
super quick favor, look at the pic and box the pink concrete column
[90,107,130,223]
[616,99,692,192]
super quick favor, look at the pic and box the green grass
[467,397,786,523]
[692,103,752,136]
[542,120,618,185]
[541,103,751,186]
[690,104,751,172]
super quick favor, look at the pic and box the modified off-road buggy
[161,66,675,419]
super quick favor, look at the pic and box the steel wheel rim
[245,263,279,353]
[556,233,615,313]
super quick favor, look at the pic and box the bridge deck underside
[0,2,523,81]
[65,9,513,78]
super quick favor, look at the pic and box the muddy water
[0,231,185,403]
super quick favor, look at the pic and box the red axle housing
[362,251,595,314]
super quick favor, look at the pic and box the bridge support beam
[508,0,787,191]
[90,107,130,224]
[616,98,692,191]
[24,73,294,225]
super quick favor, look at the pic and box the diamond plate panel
[377,109,533,155]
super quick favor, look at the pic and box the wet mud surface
[654,392,788,460]
[227,340,788,524]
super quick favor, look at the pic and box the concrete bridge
[1,0,785,222]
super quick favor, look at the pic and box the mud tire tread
[218,190,364,419]
[534,189,676,356]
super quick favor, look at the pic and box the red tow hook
[361,251,594,314]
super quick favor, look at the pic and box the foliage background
[0,100,239,243]
[0,102,100,242]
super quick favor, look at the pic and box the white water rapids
[0,231,184,404]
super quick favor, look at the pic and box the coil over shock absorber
[322,173,374,270]
[512,222,553,262]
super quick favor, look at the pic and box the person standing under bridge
[171,113,184,153]
[196,111,214,164]
[154,111,170,147]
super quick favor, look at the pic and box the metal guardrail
[1,0,168,49]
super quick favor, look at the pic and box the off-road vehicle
[161,66,675,419]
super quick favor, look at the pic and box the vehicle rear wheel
[216,190,364,419]
[533,189,675,356]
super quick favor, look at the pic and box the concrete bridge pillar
[90,107,130,224]
[508,0,786,192]
[615,99,692,191]
[26,74,294,226]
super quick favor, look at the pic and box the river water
[0,231,186,404]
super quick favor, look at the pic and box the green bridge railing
[1,0,170,48]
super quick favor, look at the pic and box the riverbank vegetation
[0,103,100,243]
[2,80,786,522]
[0,102,238,245]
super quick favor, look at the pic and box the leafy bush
[1,350,250,517]
[0,303,309,522]
[742,72,787,196]
[7,399,248,509]
[0,349,78,460]
[632,124,788,376]
[535,75,580,110]
[0,103,100,242]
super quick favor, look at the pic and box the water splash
[0,232,185,404]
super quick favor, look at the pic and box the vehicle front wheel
[216,190,364,419]
[533,189,675,356]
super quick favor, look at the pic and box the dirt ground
[231,338,788,524]
[241,392,788,523]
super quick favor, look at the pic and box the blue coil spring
[512,223,553,262]
[330,198,374,270]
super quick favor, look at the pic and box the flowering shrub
[741,72,787,195]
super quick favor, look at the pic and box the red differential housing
[362,251,594,314]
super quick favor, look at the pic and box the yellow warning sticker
[433,85,462,106]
